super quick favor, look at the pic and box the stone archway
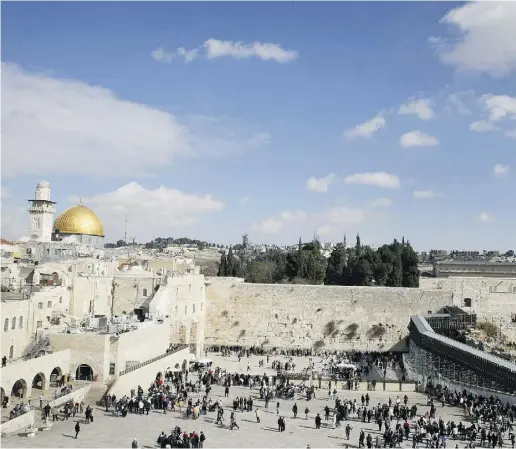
[50,367,63,386]
[32,372,47,390]
[76,364,94,381]
[11,379,27,399]
[49,366,63,387]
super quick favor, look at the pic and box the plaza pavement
[1,354,483,448]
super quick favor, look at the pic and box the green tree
[401,240,420,287]
[217,252,227,276]
[325,243,346,285]
[388,239,403,287]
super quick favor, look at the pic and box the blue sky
[1,1,515,251]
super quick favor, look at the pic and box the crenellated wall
[204,277,454,351]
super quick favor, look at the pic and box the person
[131,438,138,448]
[74,422,80,439]
[315,413,322,429]
[304,406,309,419]
[293,403,298,418]
[255,408,260,423]
[199,431,206,448]
[1,356,6,367]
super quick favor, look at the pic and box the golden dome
[53,204,104,237]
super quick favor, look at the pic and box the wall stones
[204,277,454,351]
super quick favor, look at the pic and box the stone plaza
[1,354,485,448]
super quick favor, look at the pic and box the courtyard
[1,353,482,448]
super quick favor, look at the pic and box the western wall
[204,277,454,351]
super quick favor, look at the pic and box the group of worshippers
[320,380,516,448]
[155,427,206,448]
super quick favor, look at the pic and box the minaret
[27,180,56,242]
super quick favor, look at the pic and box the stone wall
[48,384,91,408]
[108,347,191,398]
[420,277,516,343]
[1,299,31,360]
[205,277,453,351]
[1,350,71,400]
[0,410,35,435]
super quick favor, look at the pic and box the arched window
[12,317,16,330]
[9,345,14,359]
[3,318,9,332]
[142,288,148,297]
[19,316,23,329]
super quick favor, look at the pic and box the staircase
[21,336,52,360]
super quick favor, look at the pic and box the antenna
[124,209,128,245]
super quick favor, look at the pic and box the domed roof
[53,204,104,237]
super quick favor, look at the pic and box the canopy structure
[191,358,213,365]
[336,363,356,370]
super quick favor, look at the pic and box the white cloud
[1,63,269,177]
[73,182,224,241]
[152,39,298,64]
[476,212,493,223]
[0,204,27,241]
[369,198,392,208]
[252,210,308,234]
[306,173,335,193]
[203,39,298,63]
[344,172,401,190]
[238,196,250,205]
[481,94,516,122]
[413,189,443,199]
[344,115,386,140]
[398,99,435,121]
[469,121,498,132]
[493,164,510,178]
[252,206,365,235]
[446,91,474,116]
[400,130,439,148]
[506,129,516,139]
[151,46,200,63]
[432,2,516,77]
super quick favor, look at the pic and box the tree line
[217,235,420,287]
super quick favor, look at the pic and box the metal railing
[118,344,188,377]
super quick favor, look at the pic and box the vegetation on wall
[367,324,386,340]
[217,234,419,287]
[477,321,499,339]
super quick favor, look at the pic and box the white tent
[336,362,356,370]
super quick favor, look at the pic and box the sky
[1,1,515,251]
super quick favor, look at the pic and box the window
[38,303,43,309]
[512,314,516,323]
[464,298,472,307]
[142,288,148,297]
[185,305,187,316]
[201,302,203,311]
[193,304,196,313]
[37,321,43,329]
[4,318,9,332]
[11,317,16,330]
[9,345,14,359]
[47,301,52,308]
[59,296,63,304]
[19,316,23,329]
[109,363,116,375]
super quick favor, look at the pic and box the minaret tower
[27,180,56,242]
